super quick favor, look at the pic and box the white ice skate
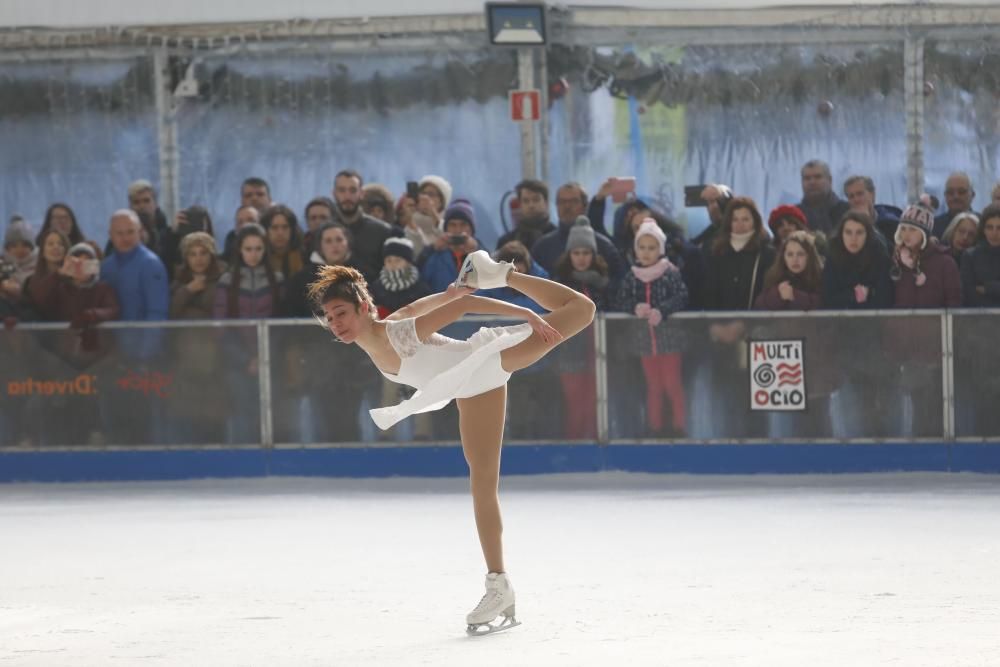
[466,572,520,636]
[454,250,514,290]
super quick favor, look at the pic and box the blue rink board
[1,443,999,483]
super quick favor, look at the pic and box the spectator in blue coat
[420,200,481,293]
[101,209,168,321]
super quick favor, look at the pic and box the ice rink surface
[2,472,999,667]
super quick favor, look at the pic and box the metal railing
[2,309,999,450]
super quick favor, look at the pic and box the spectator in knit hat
[497,179,557,251]
[754,230,823,311]
[531,182,626,289]
[767,204,828,258]
[420,199,481,293]
[798,159,850,235]
[933,172,977,239]
[361,184,395,226]
[2,218,38,294]
[35,203,86,247]
[371,237,431,318]
[960,204,1000,308]
[843,175,900,243]
[613,219,690,437]
[408,175,453,253]
[331,169,398,282]
[169,232,223,320]
[941,211,980,267]
[549,218,609,440]
[703,197,775,310]
[891,204,961,308]
[553,218,612,311]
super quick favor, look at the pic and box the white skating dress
[369,317,533,430]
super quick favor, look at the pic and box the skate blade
[466,616,520,637]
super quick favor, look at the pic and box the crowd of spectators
[3,163,1000,441]
[5,163,1000,331]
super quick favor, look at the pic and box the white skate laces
[454,250,514,290]
[466,572,520,636]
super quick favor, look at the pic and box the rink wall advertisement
[749,339,806,411]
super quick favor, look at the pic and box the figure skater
[307,250,595,635]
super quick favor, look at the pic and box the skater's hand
[634,302,651,319]
[528,312,563,344]
[647,307,662,326]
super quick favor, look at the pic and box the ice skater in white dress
[308,250,596,635]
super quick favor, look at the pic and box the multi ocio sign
[749,339,806,411]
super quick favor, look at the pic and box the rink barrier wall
[4,311,1000,482]
[2,442,999,483]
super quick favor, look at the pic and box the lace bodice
[385,317,450,359]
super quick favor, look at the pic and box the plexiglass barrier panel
[268,319,597,444]
[605,314,944,441]
[0,323,260,448]
[952,313,1000,438]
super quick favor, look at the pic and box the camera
[448,234,467,246]
[0,257,15,282]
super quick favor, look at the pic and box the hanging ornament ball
[817,100,835,117]
[923,81,935,97]
[637,104,647,115]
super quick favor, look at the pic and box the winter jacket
[268,247,305,284]
[100,244,169,321]
[421,247,471,293]
[496,216,556,252]
[169,275,220,320]
[614,264,689,355]
[960,242,1000,308]
[372,268,432,316]
[798,192,850,236]
[335,212,401,283]
[29,272,120,324]
[753,282,822,311]
[702,242,775,311]
[213,264,284,319]
[892,243,961,309]
[821,243,893,309]
[873,204,902,244]
[2,248,38,287]
[530,222,627,287]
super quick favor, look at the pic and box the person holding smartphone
[32,242,120,327]
[420,200,481,293]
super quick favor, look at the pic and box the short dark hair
[557,182,588,207]
[335,169,364,188]
[241,177,270,196]
[516,179,549,204]
[843,175,875,196]
[979,203,1000,230]
[802,160,831,180]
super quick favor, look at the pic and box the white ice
[2,472,999,666]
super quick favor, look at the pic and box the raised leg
[500,272,596,373]
[457,384,508,573]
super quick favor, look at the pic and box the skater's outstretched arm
[386,283,471,322]
[413,292,562,344]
